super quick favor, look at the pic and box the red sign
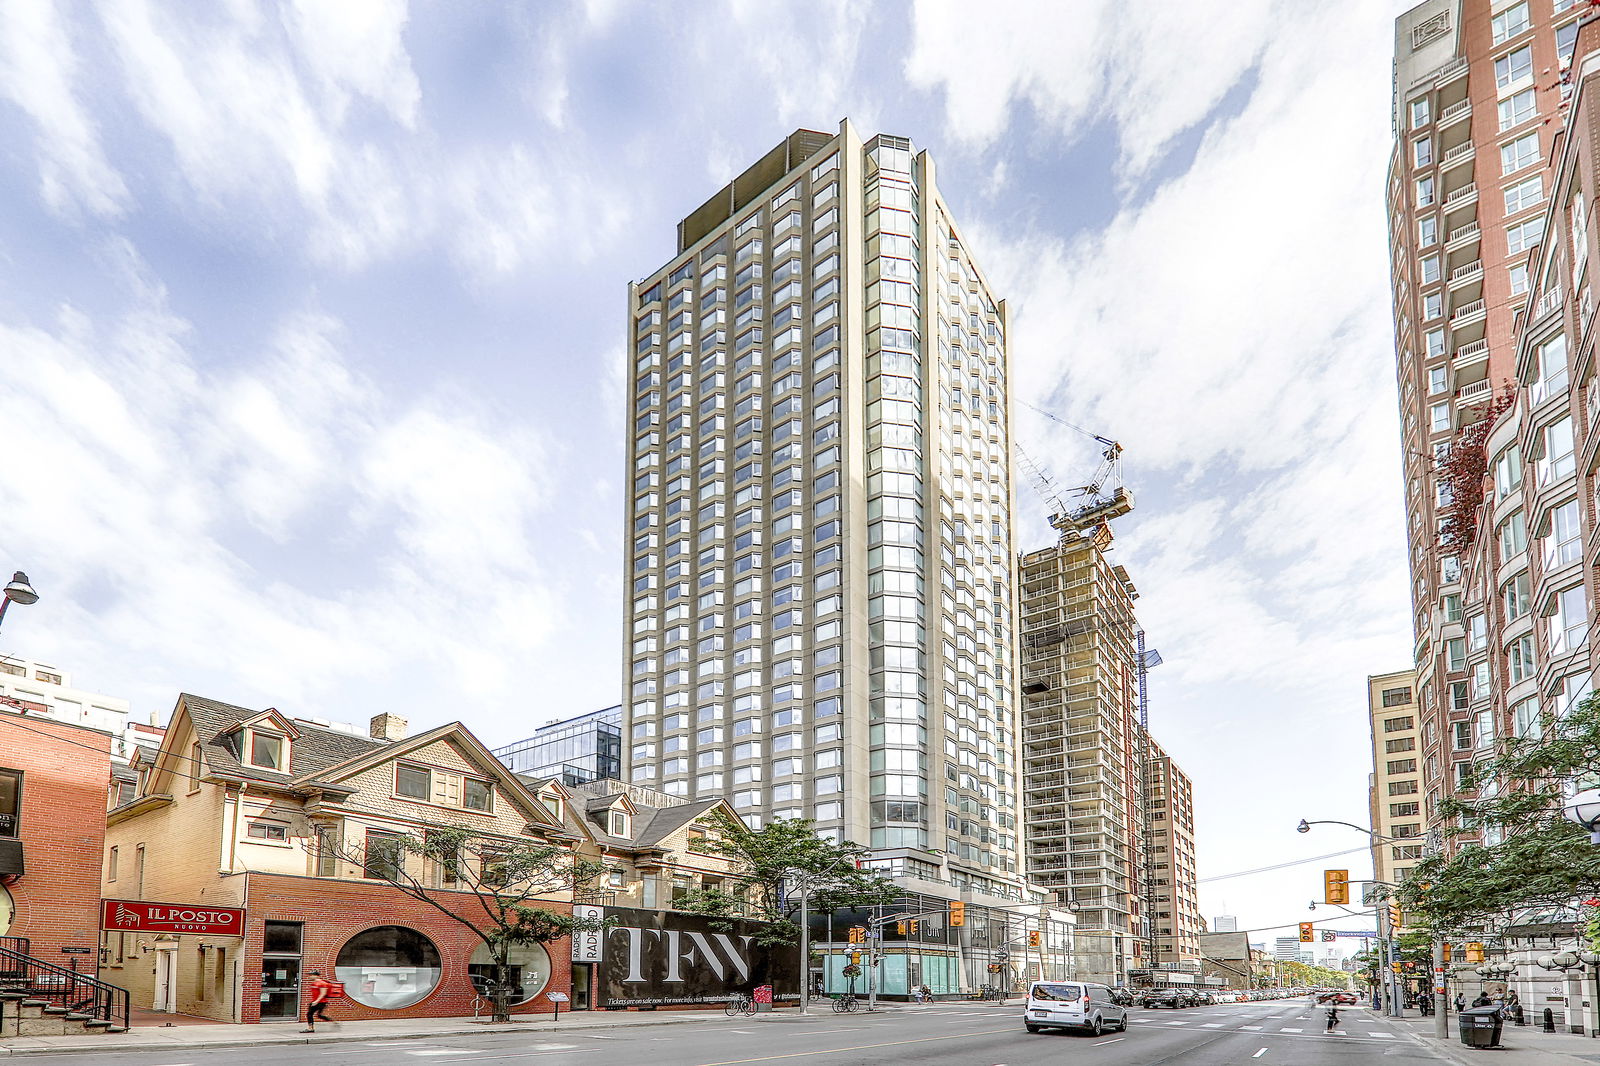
[101,899,245,936]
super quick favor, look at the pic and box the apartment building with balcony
[621,121,1027,904]
[1388,0,1586,855]
[1148,737,1201,966]
[1365,670,1429,887]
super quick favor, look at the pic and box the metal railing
[1440,98,1472,122]
[0,942,128,1031]
[1444,183,1478,206]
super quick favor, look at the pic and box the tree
[1436,384,1515,558]
[1397,694,1600,936]
[672,811,900,948]
[339,827,604,1021]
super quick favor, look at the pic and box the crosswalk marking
[1241,1024,1263,1030]
[1201,1023,1224,1028]
[1281,1027,1302,1033]
[1164,1020,1189,1025]
[1367,1032,1393,1038]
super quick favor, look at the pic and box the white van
[1024,980,1129,1036]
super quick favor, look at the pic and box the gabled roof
[633,798,727,847]
[180,693,384,788]
[305,720,566,831]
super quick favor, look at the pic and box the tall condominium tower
[1388,0,1581,853]
[1018,529,1148,981]
[1364,670,1426,887]
[622,121,1024,894]
[1147,737,1201,967]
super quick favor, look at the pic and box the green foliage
[672,811,899,947]
[1396,695,1600,934]
[1280,960,1352,988]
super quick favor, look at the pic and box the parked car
[1024,980,1129,1036]
[1141,989,1182,1009]
[1108,987,1136,1007]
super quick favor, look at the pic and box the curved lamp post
[0,572,38,632]
[1561,790,1600,843]
[1296,817,1405,1019]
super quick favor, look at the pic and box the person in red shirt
[301,971,338,1032]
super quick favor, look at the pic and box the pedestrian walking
[1325,1005,1341,1033]
[301,970,338,1033]
[1455,992,1466,1013]
[1472,992,1493,1009]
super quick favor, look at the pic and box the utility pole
[1432,939,1449,1039]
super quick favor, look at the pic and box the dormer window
[610,811,629,836]
[245,731,286,771]
[541,792,564,820]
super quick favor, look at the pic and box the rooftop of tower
[676,127,835,253]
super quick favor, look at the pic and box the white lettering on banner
[608,925,756,984]
[571,905,604,963]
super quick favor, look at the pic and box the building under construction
[1017,523,1202,986]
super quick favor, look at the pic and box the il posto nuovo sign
[100,899,246,936]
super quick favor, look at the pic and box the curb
[0,1011,788,1057]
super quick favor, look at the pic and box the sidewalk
[0,1006,835,1057]
[1391,1010,1600,1065]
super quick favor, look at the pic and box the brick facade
[0,711,110,956]
[239,873,572,1023]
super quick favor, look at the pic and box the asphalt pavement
[8,999,1450,1065]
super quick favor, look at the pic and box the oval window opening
[467,941,552,1005]
[334,926,441,1009]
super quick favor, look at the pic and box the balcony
[1440,141,1475,173]
[1446,220,1480,247]
[1535,288,1564,319]
[1448,259,1483,287]
[1457,379,1492,404]
[1443,183,1478,209]
[1439,98,1472,128]
[1454,338,1489,366]
[1450,298,1486,327]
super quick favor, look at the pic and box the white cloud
[0,0,129,218]
[906,0,1275,179]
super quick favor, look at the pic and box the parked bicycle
[725,992,757,1017]
[831,992,859,1013]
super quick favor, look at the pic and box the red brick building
[0,707,112,956]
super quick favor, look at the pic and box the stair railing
[0,942,128,1030]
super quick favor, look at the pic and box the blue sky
[0,0,1409,943]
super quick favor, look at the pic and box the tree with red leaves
[1435,384,1516,559]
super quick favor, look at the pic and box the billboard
[595,906,800,1007]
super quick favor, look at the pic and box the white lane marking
[1253,1049,1268,1059]
[407,1052,483,1058]
[1091,1038,1124,1046]
[1164,1020,1189,1025]
[1367,1032,1393,1038]
[1201,1022,1224,1028]
[1241,1024,1263,1030]
[1281,1027,1303,1033]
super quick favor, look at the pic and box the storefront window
[0,769,19,837]
[466,942,551,1004]
[335,926,441,1009]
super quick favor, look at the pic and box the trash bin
[1459,1007,1503,1048]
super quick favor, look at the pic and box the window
[610,810,629,836]
[1542,416,1575,482]
[1499,511,1527,556]
[335,926,441,1009]
[1495,444,1522,499]
[1549,584,1589,654]
[1414,136,1434,168]
[1429,366,1447,394]
[1381,687,1413,707]
[1454,761,1475,790]
[1559,19,1580,68]
[396,765,431,801]
[247,821,289,843]
[1411,98,1431,129]
[1419,216,1438,247]
[1385,737,1416,753]
[1430,402,1451,432]
[467,941,550,1006]
[246,731,284,771]
[1417,176,1436,207]
[1453,720,1472,750]
[1505,175,1543,215]
[362,830,404,881]
[1503,572,1530,619]
[1387,759,1418,774]
[1424,292,1443,321]
[1544,498,1582,569]
[1501,132,1539,175]
[1508,633,1537,684]
[1383,716,1415,733]
[1507,216,1544,255]
[1499,89,1536,131]
[1510,263,1531,296]
[1388,780,1419,796]
[1513,696,1541,739]
[1495,46,1533,91]
[462,777,492,813]
[1491,2,1529,44]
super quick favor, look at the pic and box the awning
[0,839,22,877]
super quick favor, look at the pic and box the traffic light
[850,952,861,964]
[1391,962,1404,973]
[1299,922,1315,943]
[848,926,865,944]
[1466,942,1485,963]
[1442,943,1453,962]
[896,921,907,934]
[1028,930,1041,947]
[1324,869,1349,905]
[1386,902,1403,930]
[910,920,919,935]
[949,901,966,927]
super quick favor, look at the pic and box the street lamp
[1295,817,1405,1021]
[0,572,38,632]
[1561,790,1600,843]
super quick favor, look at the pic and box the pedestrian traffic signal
[1299,922,1315,943]
[1029,931,1041,947]
[1324,869,1349,905]
[949,901,965,927]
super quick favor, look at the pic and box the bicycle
[725,993,756,1017]
[831,992,859,1013]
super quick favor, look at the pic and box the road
[20,999,1448,1065]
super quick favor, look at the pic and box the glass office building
[491,706,622,785]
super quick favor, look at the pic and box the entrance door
[154,948,178,1012]
[260,920,304,1021]
[570,964,592,1010]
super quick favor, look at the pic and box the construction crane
[1016,400,1134,535]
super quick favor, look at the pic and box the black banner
[596,906,800,1007]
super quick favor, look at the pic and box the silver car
[1024,980,1129,1036]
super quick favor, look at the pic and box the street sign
[547,992,570,1002]
[1330,930,1379,938]
[996,951,1009,960]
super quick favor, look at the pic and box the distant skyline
[0,0,1407,936]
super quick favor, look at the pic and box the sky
[0,0,1410,950]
